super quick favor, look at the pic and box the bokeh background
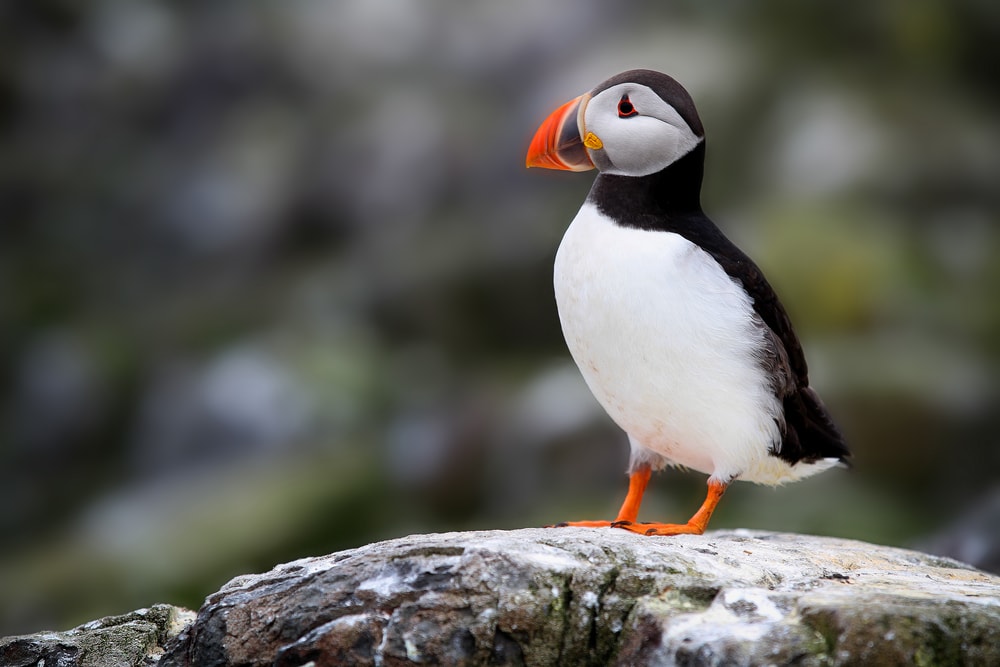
[2,0,998,637]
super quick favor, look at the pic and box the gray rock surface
[0,604,194,667]
[157,528,1000,666]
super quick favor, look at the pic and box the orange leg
[549,465,652,528]
[616,480,728,536]
[548,466,729,537]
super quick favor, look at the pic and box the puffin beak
[526,93,595,171]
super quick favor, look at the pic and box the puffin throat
[588,141,707,227]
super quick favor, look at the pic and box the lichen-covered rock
[0,604,195,667]
[159,528,1000,666]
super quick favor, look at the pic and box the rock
[0,604,195,667]
[158,528,1000,666]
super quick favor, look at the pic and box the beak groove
[525,93,595,172]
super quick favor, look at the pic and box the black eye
[617,95,638,118]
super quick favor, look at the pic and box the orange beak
[525,94,595,172]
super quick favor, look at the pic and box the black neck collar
[587,141,706,229]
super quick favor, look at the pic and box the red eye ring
[618,95,638,118]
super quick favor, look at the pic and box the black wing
[678,213,851,466]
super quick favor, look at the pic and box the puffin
[526,69,851,536]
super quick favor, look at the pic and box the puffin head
[526,69,704,178]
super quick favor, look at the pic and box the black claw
[610,520,633,528]
[545,522,569,528]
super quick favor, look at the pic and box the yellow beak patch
[583,132,603,150]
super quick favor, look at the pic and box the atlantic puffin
[526,69,850,536]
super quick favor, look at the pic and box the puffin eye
[617,95,638,118]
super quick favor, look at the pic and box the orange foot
[546,520,616,528]
[610,520,708,536]
[545,466,652,529]
[546,467,729,537]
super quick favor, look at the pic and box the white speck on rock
[332,613,371,627]
[722,588,783,621]
[521,550,581,571]
[358,573,404,598]
[663,588,783,649]
[403,635,421,661]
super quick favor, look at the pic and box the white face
[580,83,702,177]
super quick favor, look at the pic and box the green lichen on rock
[799,596,1000,665]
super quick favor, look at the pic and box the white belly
[553,202,788,484]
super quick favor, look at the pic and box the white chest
[552,202,784,481]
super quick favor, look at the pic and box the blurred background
[2,0,998,637]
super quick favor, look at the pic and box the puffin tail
[779,386,852,467]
